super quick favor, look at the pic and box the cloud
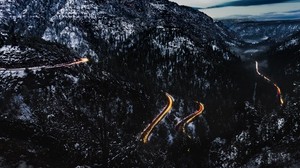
[170,0,234,8]
[258,9,300,20]
[222,10,300,20]
[200,2,300,19]
[208,0,297,8]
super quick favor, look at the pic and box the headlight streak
[140,93,174,144]
[0,58,89,72]
[256,61,284,106]
[175,101,204,138]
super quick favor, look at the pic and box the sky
[170,0,300,20]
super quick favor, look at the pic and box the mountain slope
[209,29,300,168]
[0,0,290,167]
[222,19,300,44]
[220,19,300,59]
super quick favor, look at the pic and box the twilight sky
[170,0,300,20]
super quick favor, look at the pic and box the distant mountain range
[218,19,300,59]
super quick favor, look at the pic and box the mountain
[0,35,77,68]
[242,29,300,168]
[219,19,300,59]
[268,31,300,87]
[0,0,299,167]
[222,19,300,44]
[200,29,300,167]
[1,0,239,60]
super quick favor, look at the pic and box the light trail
[0,58,89,72]
[255,61,284,106]
[63,58,89,67]
[140,93,174,144]
[175,101,204,136]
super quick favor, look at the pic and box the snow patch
[126,101,133,114]
[0,70,27,78]
[14,95,34,122]
[236,131,249,143]
[60,26,84,49]
[121,21,135,38]
[212,44,219,51]
[0,45,20,54]
[153,36,195,56]
[277,118,285,130]
[244,49,260,54]
[74,143,80,149]
[43,24,99,61]
[278,38,299,50]
[65,74,79,83]
[168,134,174,144]
[0,45,36,64]
[187,122,196,136]
[150,3,166,10]
[213,137,226,145]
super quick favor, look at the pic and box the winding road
[175,101,204,136]
[256,61,284,106]
[140,93,174,144]
[0,58,89,72]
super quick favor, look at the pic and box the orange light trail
[64,58,89,66]
[140,93,174,144]
[175,101,204,136]
[255,61,284,106]
[0,58,89,72]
